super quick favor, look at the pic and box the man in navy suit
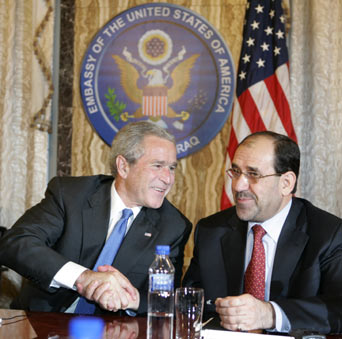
[183,131,342,334]
[0,121,192,314]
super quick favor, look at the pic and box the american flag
[221,0,297,209]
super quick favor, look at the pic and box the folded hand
[76,265,140,312]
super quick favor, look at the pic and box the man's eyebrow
[151,160,178,167]
[231,163,259,172]
[246,166,259,172]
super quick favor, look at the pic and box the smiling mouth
[152,187,167,193]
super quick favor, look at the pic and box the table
[1,309,342,339]
[0,309,147,338]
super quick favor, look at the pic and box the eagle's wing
[112,55,142,104]
[168,54,200,104]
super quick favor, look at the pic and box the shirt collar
[111,181,142,219]
[248,199,292,243]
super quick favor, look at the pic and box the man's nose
[160,167,172,184]
[232,173,250,191]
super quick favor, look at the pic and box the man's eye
[232,169,241,176]
[247,171,260,178]
[169,166,176,172]
[153,164,162,169]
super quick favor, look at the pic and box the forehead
[141,135,176,158]
[233,136,275,169]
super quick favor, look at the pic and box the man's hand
[215,294,275,331]
[75,266,140,312]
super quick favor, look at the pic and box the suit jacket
[183,198,342,333]
[0,175,192,314]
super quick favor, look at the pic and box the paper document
[202,329,295,339]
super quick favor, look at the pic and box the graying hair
[109,121,175,177]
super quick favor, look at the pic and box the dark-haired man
[184,131,342,334]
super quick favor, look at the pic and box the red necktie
[244,225,267,300]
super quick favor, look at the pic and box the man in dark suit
[0,121,192,315]
[183,131,342,334]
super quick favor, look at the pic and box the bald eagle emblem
[110,30,199,129]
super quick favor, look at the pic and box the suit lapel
[113,207,160,276]
[270,199,308,298]
[221,215,248,296]
[80,179,112,268]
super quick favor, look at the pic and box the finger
[98,265,117,272]
[76,282,84,294]
[116,288,130,309]
[99,290,120,311]
[108,290,126,312]
[83,280,99,300]
[111,271,137,300]
[92,282,110,302]
[116,276,138,300]
[219,315,243,332]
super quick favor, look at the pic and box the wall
[71,0,246,268]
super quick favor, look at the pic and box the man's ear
[280,171,296,196]
[116,155,130,178]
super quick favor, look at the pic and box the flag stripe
[249,81,287,135]
[221,0,297,209]
[264,75,294,134]
[238,90,267,132]
[232,102,251,142]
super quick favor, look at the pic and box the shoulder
[148,199,192,231]
[197,206,237,228]
[47,175,113,193]
[294,197,342,225]
[190,207,240,241]
[161,199,191,222]
[45,175,114,206]
[293,198,342,238]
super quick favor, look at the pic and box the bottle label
[150,274,174,291]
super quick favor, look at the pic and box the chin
[147,200,164,209]
[236,209,253,221]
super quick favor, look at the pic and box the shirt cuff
[125,309,137,317]
[50,262,88,290]
[269,301,292,333]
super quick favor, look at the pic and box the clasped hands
[215,293,275,332]
[75,265,139,312]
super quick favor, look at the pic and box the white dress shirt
[50,181,141,291]
[245,199,292,332]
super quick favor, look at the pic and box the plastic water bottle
[147,245,175,339]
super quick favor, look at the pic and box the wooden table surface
[1,309,342,339]
[1,309,147,338]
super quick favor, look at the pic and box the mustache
[235,191,256,200]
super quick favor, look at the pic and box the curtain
[0,0,54,307]
[290,0,342,216]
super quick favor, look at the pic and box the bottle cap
[69,316,105,339]
[156,245,170,255]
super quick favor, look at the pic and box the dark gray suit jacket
[0,175,192,314]
[183,198,342,333]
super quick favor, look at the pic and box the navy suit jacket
[183,198,342,333]
[0,175,192,314]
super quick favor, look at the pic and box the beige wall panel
[72,0,246,269]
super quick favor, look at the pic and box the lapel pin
[144,232,152,237]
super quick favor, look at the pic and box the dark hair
[109,121,175,177]
[239,131,300,193]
